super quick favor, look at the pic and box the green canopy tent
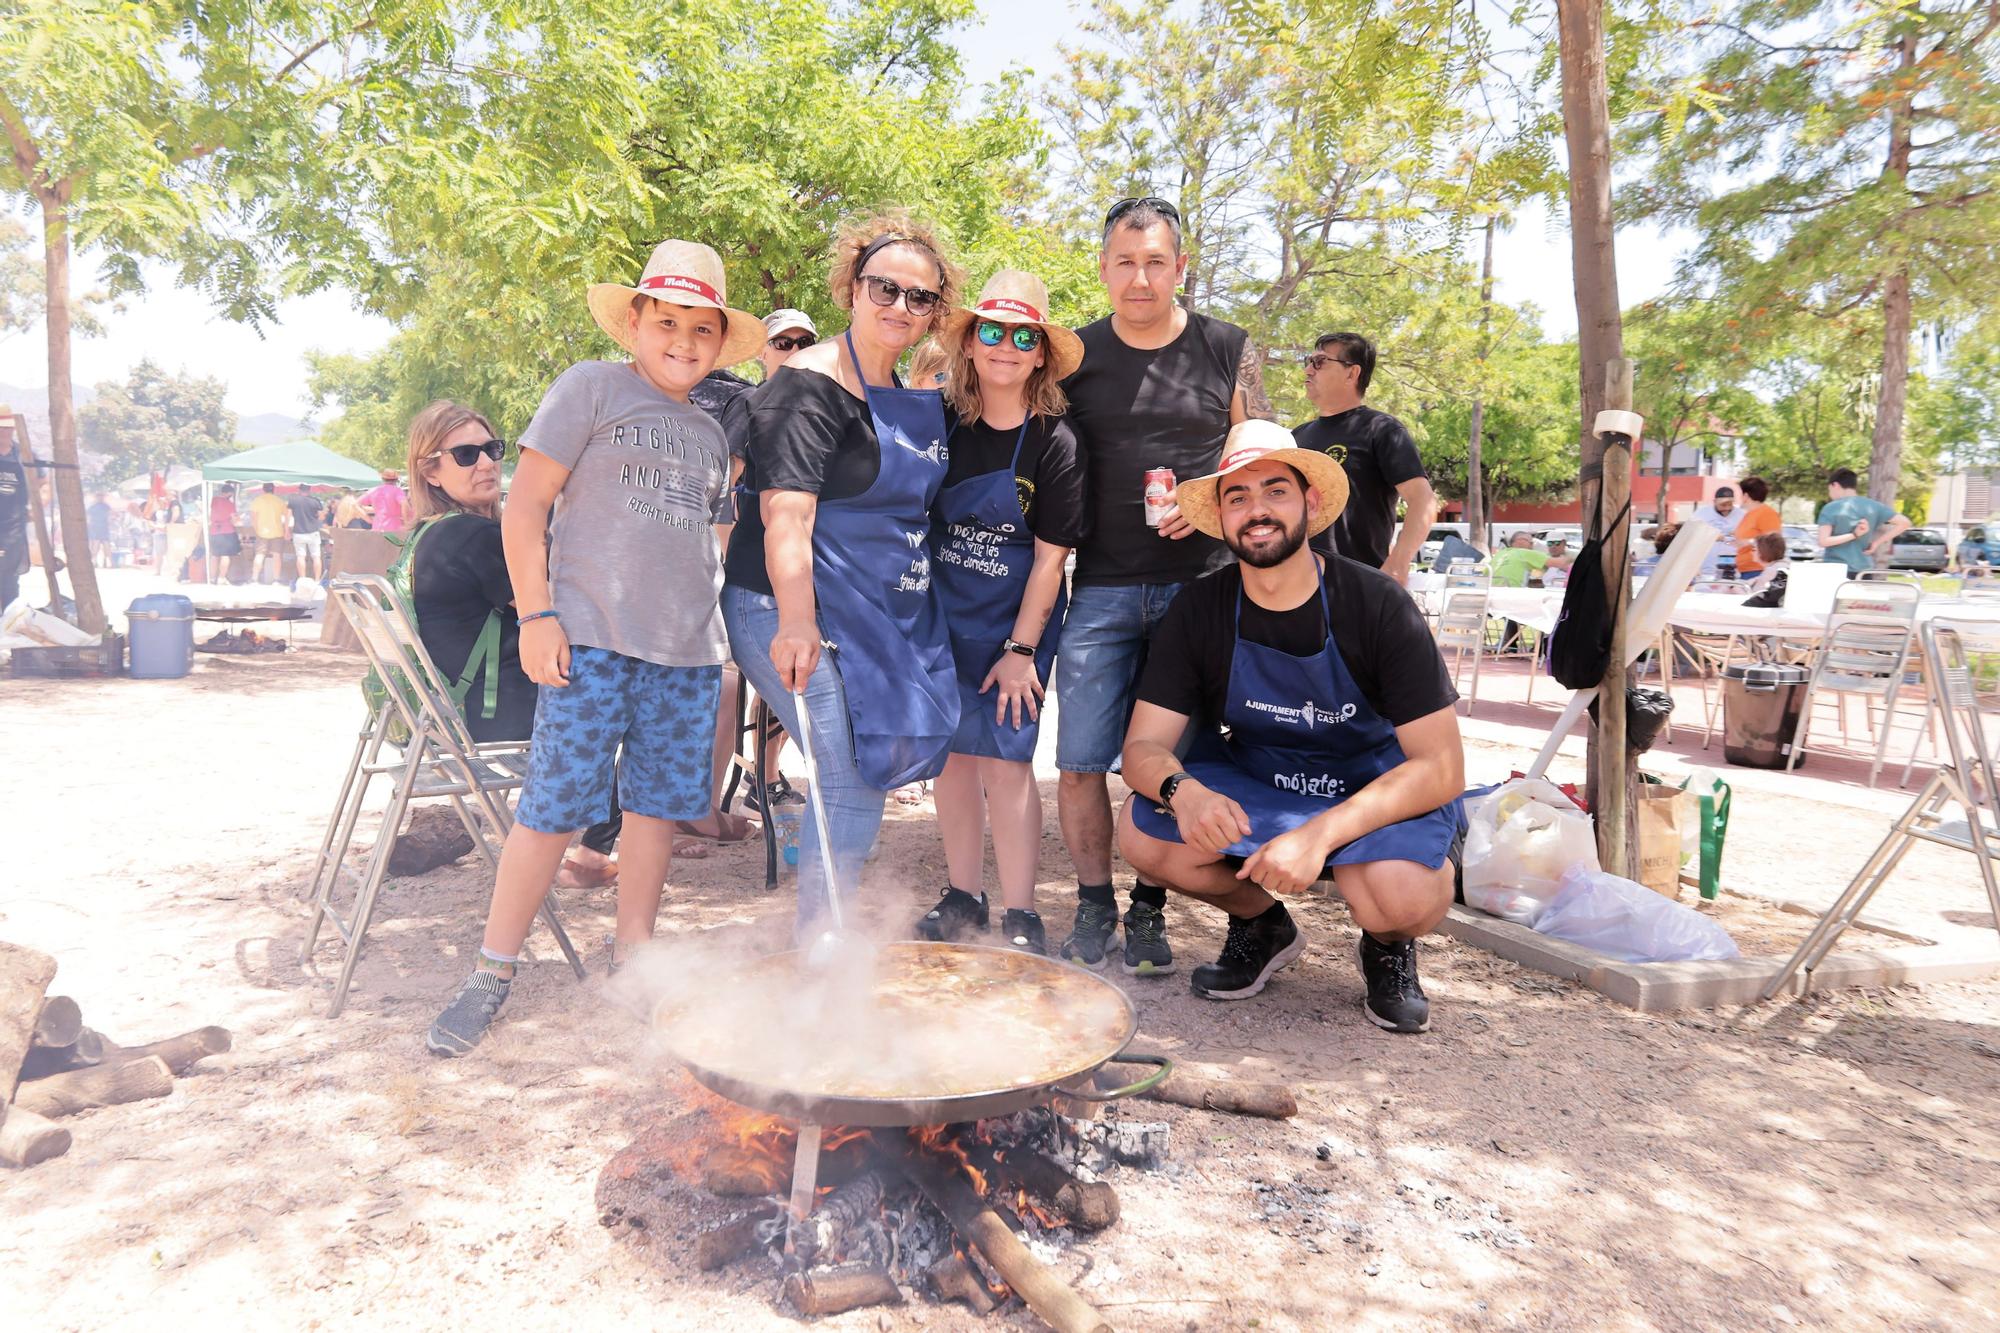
[200,441,382,545]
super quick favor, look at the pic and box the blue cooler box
[127,593,195,679]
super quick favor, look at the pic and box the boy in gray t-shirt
[427,239,769,1059]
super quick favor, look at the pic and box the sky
[0,0,1681,421]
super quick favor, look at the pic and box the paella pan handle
[1064,1052,1172,1103]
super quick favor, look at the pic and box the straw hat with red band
[1172,419,1350,540]
[940,270,1085,380]
[588,239,767,367]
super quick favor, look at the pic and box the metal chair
[1765,619,2000,997]
[1785,581,1921,786]
[302,575,585,1018]
[1434,567,1491,714]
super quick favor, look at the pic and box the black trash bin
[1722,663,1809,768]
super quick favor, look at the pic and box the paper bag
[1635,785,1684,900]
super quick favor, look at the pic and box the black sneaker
[1189,904,1304,1001]
[1057,896,1119,969]
[425,969,510,1057]
[1359,934,1430,1034]
[746,775,805,816]
[1000,909,1047,955]
[915,886,989,942]
[1121,902,1175,977]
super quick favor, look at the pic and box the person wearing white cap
[428,237,763,1057]
[1114,421,1468,1033]
[759,309,818,381]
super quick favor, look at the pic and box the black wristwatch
[1158,771,1193,812]
[1001,637,1038,657]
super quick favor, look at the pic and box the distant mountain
[235,412,315,446]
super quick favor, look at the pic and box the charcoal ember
[785,1170,888,1269]
[1052,1114,1170,1172]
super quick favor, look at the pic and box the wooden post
[1595,359,1637,877]
[9,415,64,609]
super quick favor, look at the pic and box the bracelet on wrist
[1002,637,1038,657]
[518,609,560,627]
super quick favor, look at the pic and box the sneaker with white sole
[425,969,510,1057]
[1121,901,1175,976]
[1189,903,1303,1000]
[1359,933,1430,1033]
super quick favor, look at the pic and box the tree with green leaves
[0,0,446,631]
[77,360,237,474]
[1629,0,2000,509]
[1624,297,1761,519]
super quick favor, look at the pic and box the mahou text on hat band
[638,273,725,305]
[977,297,1043,321]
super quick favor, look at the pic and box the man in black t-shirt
[0,407,28,609]
[1116,423,1466,1033]
[1052,196,1274,979]
[1292,332,1436,583]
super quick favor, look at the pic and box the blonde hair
[827,209,964,316]
[406,400,500,522]
[906,338,950,388]
[944,323,1070,423]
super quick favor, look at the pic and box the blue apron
[810,332,958,789]
[1131,564,1463,868]
[932,419,1065,762]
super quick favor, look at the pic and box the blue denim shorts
[1053,581,1188,773]
[515,645,721,832]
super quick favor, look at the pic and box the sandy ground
[4,634,1999,1331]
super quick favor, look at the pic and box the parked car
[1417,523,1472,568]
[1782,524,1819,562]
[1957,526,2000,572]
[1885,526,1950,573]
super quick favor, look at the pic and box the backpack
[1548,488,1631,690]
[360,513,502,745]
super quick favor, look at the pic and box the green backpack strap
[450,610,502,720]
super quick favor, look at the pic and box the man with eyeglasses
[1294,332,1435,585]
[1051,195,1274,978]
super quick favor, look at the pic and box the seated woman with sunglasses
[401,401,625,886]
[913,272,1088,953]
[723,210,964,941]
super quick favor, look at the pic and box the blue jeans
[1054,581,1188,772]
[723,585,887,939]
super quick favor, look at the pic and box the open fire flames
[598,1091,1167,1329]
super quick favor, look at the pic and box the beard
[1225,512,1308,568]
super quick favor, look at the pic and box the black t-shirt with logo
[1060,311,1247,586]
[1137,557,1457,733]
[1292,405,1423,566]
[937,413,1089,548]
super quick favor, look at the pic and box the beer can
[1143,467,1177,528]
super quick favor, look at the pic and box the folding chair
[714,672,783,890]
[1764,619,2000,997]
[301,575,585,1018]
[1785,581,1920,787]
[1434,566,1491,714]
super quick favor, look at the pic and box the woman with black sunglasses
[911,270,1088,954]
[723,209,965,942]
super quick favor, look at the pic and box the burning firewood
[896,1140,1114,1333]
[787,1167,888,1267]
[1057,1115,1170,1172]
[702,1144,782,1197]
[781,1265,903,1317]
[927,1251,998,1314]
[962,1140,1120,1233]
[695,1204,780,1271]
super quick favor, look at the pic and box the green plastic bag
[1640,771,1731,900]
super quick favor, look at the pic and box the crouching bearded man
[1116,421,1467,1032]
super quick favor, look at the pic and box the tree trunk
[1466,215,1496,550]
[1557,0,1632,875]
[1655,436,1673,522]
[1866,34,1917,507]
[40,186,106,634]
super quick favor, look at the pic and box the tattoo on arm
[1236,341,1276,422]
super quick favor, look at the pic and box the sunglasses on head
[857,273,943,316]
[767,333,816,352]
[1303,353,1358,373]
[1104,195,1182,227]
[443,439,505,468]
[975,320,1044,352]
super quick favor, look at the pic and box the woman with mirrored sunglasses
[722,209,966,942]
[910,270,1089,955]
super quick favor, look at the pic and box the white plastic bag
[0,599,98,649]
[1534,865,1741,963]
[1461,779,1600,925]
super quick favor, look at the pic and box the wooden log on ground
[695,1204,779,1271]
[965,1141,1120,1232]
[0,941,58,1100]
[13,1055,174,1119]
[1092,1065,1297,1119]
[31,996,83,1051]
[781,1265,902,1317]
[104,1026,231,1076]
[19,1027,104,1081]
[898,1143,1113,1333]
[0,1102,72,1168]
[787,1168,886,1266]
[927,1251,999,1314]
